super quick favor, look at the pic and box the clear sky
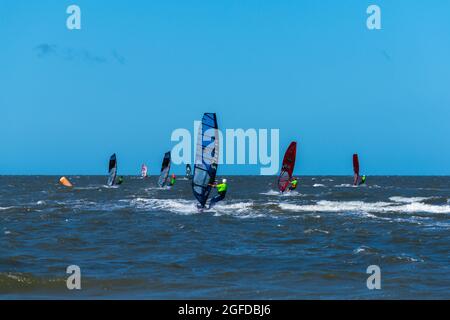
[1,0,450,175]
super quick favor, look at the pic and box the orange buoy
[59,176,73,187]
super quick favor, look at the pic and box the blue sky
[1,0,450,175]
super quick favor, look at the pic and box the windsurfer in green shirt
[169,174,176,187]
[116,176,124,185]
[208,178,228,208]
[288,177,298,191]
[358,175,366,185]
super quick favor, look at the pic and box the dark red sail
[278,142,297,192]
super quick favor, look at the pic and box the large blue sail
[107,154,117,186]
[158,152,171,187]
[192,113,219,208]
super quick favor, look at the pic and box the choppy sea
[1,176,449,299]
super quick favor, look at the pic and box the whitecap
[260,189,303,197]
[389,196,434,203]
[334,184,356,188]
[304,229,329,235]
[278,200,450,214]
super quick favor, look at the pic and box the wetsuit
[209,183,227,208]
[359,175,366,185]
[169,177,176,186]
[289,179,298,191]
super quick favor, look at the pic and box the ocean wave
[0,273,66,292]
[260,189,303,197]
[389,196,435,203]
[211,202,261,218]
[102,185,119,189]
[130,198,198,214]
[313,184,325,187]
[129,198,261,218]
[0,206,16,211]
[386,254,424,263]
[334,184,356,188]
[278,200,450,214]
[304,228,329,235]
[353,246,378,254]
[73,186,102,190]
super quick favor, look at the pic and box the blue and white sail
[158,152,171,187]
[192,113,219,208]
[107,154,117,186]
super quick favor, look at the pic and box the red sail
[353,154,360,185]
[278,142,297,192]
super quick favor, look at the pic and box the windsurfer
[208,178,228,208]
[359,175,366,185]
[116,176,124,185]
[289,177,298,191]
[169,174,176,186]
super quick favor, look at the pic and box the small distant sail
[141,164,148,178]
[192,113,219,208]
[59,176,73,187]
[107,154,117,186]
[186,164,192,179]
[353,154,360,186]
[158,152,171,187]
[278,142,297,193]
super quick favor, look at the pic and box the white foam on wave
[394,202,450,214]
[304,228,329,235]
[394,254,424,263]
[353,246,371,254]
[260,189,303,197]
[389,196,434,203]
[131,198,198,214]
[102,185,119,189]
[130,198,260,218]
[0,206,15,211]
[278,200,450,214]
[313,184,325,187]
[334,184,356,188]
[211,202,261,218]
